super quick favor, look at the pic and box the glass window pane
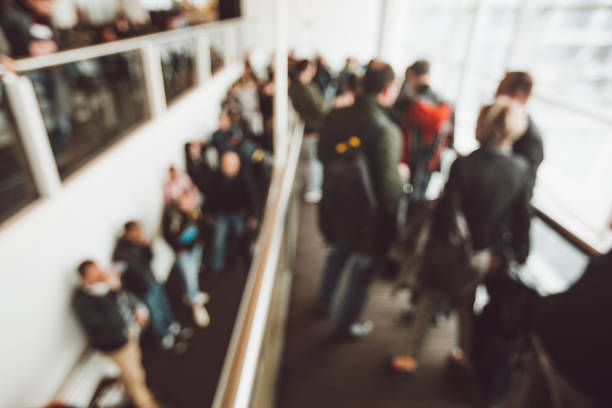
[210,33,226,74]
[160,40,196,103]
[27,50,150,179]
[529,99,612,244]
[0,83,38,223]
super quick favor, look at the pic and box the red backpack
[401,100,452,172]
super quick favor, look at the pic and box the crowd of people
[71,62,273,408]
[0,0,238,65]
[289,54,611,407]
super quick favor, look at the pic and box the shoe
[177,327,194,341]
[169,341,188,355]
[168,322,181,335]
[160,334,176,351]
[304,189,322,203]
[192,304,210,327]
[350,320,374,337]
[388,355,418,376]
[184,291,210,306]
[333,320,374,341]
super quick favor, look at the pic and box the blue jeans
[304,137,323,193]
[143,280,175,342]
[317,245,383,336]
[176,244,203,304]
[212,213,246,273]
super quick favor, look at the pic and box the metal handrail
[11,18,242,73]
[212,116,304,408]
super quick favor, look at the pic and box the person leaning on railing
[73,261,161,408]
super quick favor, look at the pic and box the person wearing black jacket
[495,71,544,197]
[113,221,190,352]
[162,191,210,327]
[390,97,532,375]
[208,151,258,275]
[73,260,160,408]
[532,244,612,406]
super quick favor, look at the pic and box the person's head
[168,165,177,180]
[187,141,203,159]
[362,61,398,106]
[176,190,196,213]
[496,71,533,105]
[220,151,241,178]
[78,260,105,285]
[21,0,55,17]
[406,60,430,91]
[295,59,316,83]
[123,220,145,243]
[219,111,232,131]
[476,96,528,149]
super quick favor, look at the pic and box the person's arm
[509,180,532,264]
[370,123,403,220]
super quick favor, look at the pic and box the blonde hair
[476,96,528,148]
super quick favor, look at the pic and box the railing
[0,18,246,225]
[213,114,304,408]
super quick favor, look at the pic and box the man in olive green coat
[289,59,326,202]
[315,61,404,340]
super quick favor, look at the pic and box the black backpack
[320,135,378,238]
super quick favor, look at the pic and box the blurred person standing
[316,61,403,340]
[162,190,211,327]
[0,0,72,155]
[289,59,326,203]
[113,221,192,354]
[73,261,161,408]
[163,165,200,204]
[494,71,543,197]
[397,60,454,201]
[206,151,258,275]
[390,97,532,375]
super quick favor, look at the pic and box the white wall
[0,64,241,408]
[243,0,382,70]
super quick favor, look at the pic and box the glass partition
[0,83,38,223]
[210,33,226,74]
[160,40,197,103]
[27,50,150,179]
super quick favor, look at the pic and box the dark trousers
[317,245,383,336]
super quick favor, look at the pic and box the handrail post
[195,35,212,84]
[2,74,62,197]
[140,45,167,116]
[274,0,289,167]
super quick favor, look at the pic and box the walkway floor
[277,203,475,408]
[141,260,248,408]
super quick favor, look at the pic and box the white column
[274,0,289,167]
[2,74,62,196]
[377,0,390,59]
[140,46,167,116]
[454,0,487,107]
[223,26,238,65]
[195,35,212,84]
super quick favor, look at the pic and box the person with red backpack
[396,60,454,201]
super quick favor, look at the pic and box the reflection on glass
[210,34,226,74]
[27,51,150,179]
[0,83,38,223]
[161,40,196,103]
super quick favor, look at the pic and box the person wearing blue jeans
[113,221,191,352]
[207,151,258,275]
[212,214,246,273]
[316,246,384,337]
[162,191,211,327]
